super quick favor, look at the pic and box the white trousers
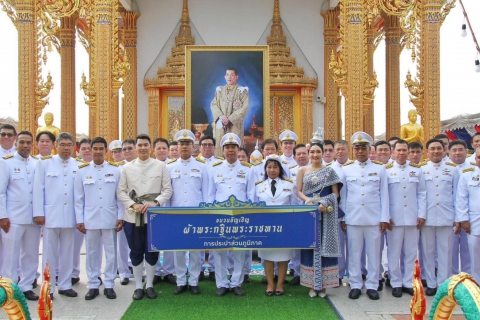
[290,250,301,275]
[338,221,347,279]
[227,250,251,275]
[0,234,3,275]
[72,229,84,278]
[421,226,453,288]
[208,251,217,272]
[117,228,131,278]
[378,233,389,280]
[155,251,175,276]
[387,226,418,288]
[347,225,381,290]
[214,250,246,288]
[86,229,117,289]
[175,251,201,286]
[1,224,40,291]
[452,229,470,274]
[43,228,74,292]
[468,233,480,284]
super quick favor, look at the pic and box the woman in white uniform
[254,155,295,296]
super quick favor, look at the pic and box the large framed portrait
[185,46,270,154]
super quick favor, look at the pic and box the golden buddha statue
[400,109,424,145]
[37,112,61,155]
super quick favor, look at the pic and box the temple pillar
[121,11,140,140]
[15,0,38,133]
[383,14,403,140]
[59,14,77,135]
[420,1,443,141]
[363,24,376,137]
[321,8,340,141]
[300,87,314,142]
[147,88,160,139]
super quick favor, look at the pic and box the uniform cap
[175,129,195,142]
[279,130,298,142]
[220,133,241,147]
[109,140,123,151]
[350,131,373,146]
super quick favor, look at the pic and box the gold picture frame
[185,46,270,154]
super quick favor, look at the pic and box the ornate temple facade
[0,0,454,145]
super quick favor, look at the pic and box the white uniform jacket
[422,160,461,226]
[74,161,123,229]
[0,153,37,224]
[254,178,293,205]
[341,159,390,226]
[456,166,480,235]
[207,160,255,203]
[386,162,427,226]
[167,157,209,206]
[117,157,173,224]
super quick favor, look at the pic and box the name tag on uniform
[368,172,377,176]
[409,171,417,177]
[283,189,291,192]
[191,168,200,173]
[105,173,113,177]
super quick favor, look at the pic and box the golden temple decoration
[410,259,426,319]
[37,265,53,320]
[44,0,79,18]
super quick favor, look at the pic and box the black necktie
[271,180,276,196]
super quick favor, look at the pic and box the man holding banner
[207,133,255,297]
[166,129,209,295]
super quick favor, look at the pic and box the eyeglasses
[0,132,14,138]
[122,147,134,151]
[58,143,74,148]
[201,143,214,147]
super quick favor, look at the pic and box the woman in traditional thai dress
[254,155,295,296]
[296,142,342,298]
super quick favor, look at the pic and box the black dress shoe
[425,287,437,296]
[231,286,245,296]
[58,289,78,297]
[104,288,117,299]
[385,278,391,288]
[85,288,99,300]
[145,287,158,299]
[366,289,380,300]
[348,288,361,299]
[243,275,251,283]
[189,285,201,295]
[163,274,177,285]
[23,290,39,301]
[32,278,38,289]
[392,287,402,298]
[153,275,162,285]
[378,280,383,291]
[132,288,144,300]
[265,290,274,296]
[402,287,414,296]
[367,289,380,300]
[362,274,367,281]
[289,276,300,286]
[120,278,130,285]
[421,279,427,287]
[71,277,80,285]
[173,285,188,295]
[261,276,268,284]
[198,272,205,282]
[215,287,229,297]
[209,271,216,281]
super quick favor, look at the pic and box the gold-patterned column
[383,14,403,140]
[15,0,38,133]
[321,8,340,141]
[121,11,140,140]
[300,87,314,143]
[363,24,376,137]
[59,14,77,134]
[93,0,114,142]
[420,1,442,142]
[147,88,160,139]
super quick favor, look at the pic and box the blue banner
[147,196,318,251]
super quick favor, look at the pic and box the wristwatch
[153,200,160,206]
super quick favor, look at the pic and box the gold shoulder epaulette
[2,154,13,160]
[78,162,89,169]
[255,180,263,186]
[252,161,263,166]
[118,160,126,166]
[241,161,252,168]
[212,161,223,167]
[215,156,225,160]
[325,162,332,167]
[385,163,394,169]
[284,178,294,183]
[41,155,52,160]
[343,160,354,167]
[195,157,206,164]
[75,157,86,163]
[446,162,457,167]
[31,155,39,160]
[409,162,421,168]
[166,159,177,165]
[282,160,288,165]
[289,164,298,169]
[472,162,476,166]
[372,160,383,165]
[463,167,474,173]
[108,161,119,167]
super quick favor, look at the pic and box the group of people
[1,122,479,304]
